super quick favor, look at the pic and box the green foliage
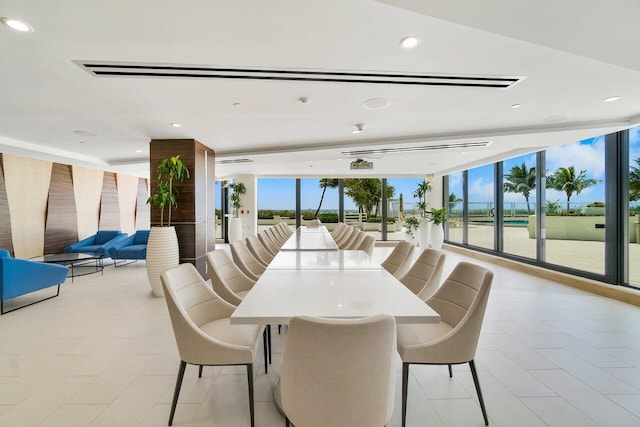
[630,157,640,201]
[545,200,562,214]
[404,216,420,237]
[230,181,247,217]
[587,201,605,207]
[147,155,190,226]
[313,178,339,219]
[344,178,393,217]
[504,163,536,214]
[412,179,432,214]
[317,212,339,223]
[547,166,599,212]
[257,210,296,219]
[427,207,448,225]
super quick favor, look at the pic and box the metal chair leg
[198,365,203,378]
[469,360,489,425]
[247,364,255,427]
[448,364,453,377]
[267,324,272,364]
[402,362,409,427]
[285,417,290,426]
[263,329,268,374]
[169,360,187,426]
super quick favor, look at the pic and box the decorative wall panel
[3,154,52,258]
[135,178,150,230]
[99,172,120,230]
[44,163,78,254]
[0,156,14,255]
[116,174,138,235]
[72,166,103,239]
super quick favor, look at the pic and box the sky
[249,126,640,211]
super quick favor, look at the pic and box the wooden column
[149,139,215,278]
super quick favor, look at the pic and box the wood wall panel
[0,156,14,255]
[44,163,78,254]
[72,166,103,239]
[3,154,52,258]
[135,178,150,230]
[116,174,138,235]
[99,172,120,230]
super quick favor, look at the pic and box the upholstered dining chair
[160,263,264,427]
[356,234,376,255]
[265,226,286,247]
[206,249,255,307]
[381,241,415,279]
[344,229,367,250]
[334,225,356,248]
[281,314,397,427]
[258,232,280,257]
[230,241,266,281]
[277,222,293,236]
[330,222,346,238]
[397,262,494,426]
[246,235,274,265]
[398,249,446,301]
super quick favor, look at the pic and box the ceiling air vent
[342,141,492,157]
[215,158,254,165]
[75,61,522,88]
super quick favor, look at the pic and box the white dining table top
[230,268,440,325]
[279,227,338,251]
[268,250,383,270]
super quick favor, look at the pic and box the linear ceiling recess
[342,141,492,157]
[76,61,522,88]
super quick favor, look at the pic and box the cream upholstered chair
[356,234,376,255]
[399,249,446,301]
[344,229,366,250]
[330,222,348,240]
[160,264,264,427]
[334,226,356,248]
[281,314,397,427]
[206,249,255,306]
[272,224,290,242]
[397,262,494,426]
[277,222,293,237]
[230,241,266,281]
[265,226,286,247]
[258,231,279,256]
[246,235,274,265]
[381,241,415,278]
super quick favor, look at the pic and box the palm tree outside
[630,158,640,201]
[548,166,599,212]
[503,163,536,214]
[313,178,339,219]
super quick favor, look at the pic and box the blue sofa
[108,230,150,267]
[0,249,70,314]
[64,230,127,258]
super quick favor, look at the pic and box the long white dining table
[279,225,339,251]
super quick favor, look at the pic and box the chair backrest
[264,227,285,246]
[257,232,279,256]
[344,230,366,250]
[271,224,289,242]
[246,235,274,264]
[230,241,266,281]
[281,314,397,427]
[94,230,123,244]
[133,230,150,245]
[356,234,376,255]
[205,250,255,306]
[160,263,236,364]
[0,249,10,258]
[336,226,356,248]
[381,241,415,278]
[330,222,347,240]
[400,249,446,301]
[427,262,494,362]
[277,222,292,236]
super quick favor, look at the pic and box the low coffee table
[31,252,104,282]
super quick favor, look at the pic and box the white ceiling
[1,0,639,179]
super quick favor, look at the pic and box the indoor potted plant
[427,207,448,250]
[228,181,246,242]
[146,155,190,297]
[404,216,420,244]
[413,179,432,247]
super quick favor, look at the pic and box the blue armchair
[0,249,69,314]
[64,230,127,258]
[108,230,150,267]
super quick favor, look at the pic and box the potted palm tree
[228,181,246,242]
[427,207,448,250]
[146,155,190,297]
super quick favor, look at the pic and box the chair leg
[469,360,489,425]
[402,362,409,427]
[285,417,290,426]
[198,365,203,378]
[263,329,268,374]
[247,364,255,427]
[267,324,272,364]
[169,360,187,426]
[448,364,453,377]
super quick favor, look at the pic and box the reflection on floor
[0,248,639,426]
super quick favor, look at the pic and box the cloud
[546,136,605,178]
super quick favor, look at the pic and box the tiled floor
[1,247,639,426]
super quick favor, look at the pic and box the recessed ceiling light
[73,130,98,137]
[511,104,522,109]
[352,124,364,134]
[363,98,390,110]
[79,141,86,144]
[1,17,33,32]
[603,96,620,103]
[170,123,182,128]
[233,102,242,107]
[400,36,419,48]
[135,149,142,153]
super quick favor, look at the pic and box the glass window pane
[544,137,605,274]
[300,178,339,230]
[628,126,640,285]
[502,154,537,259]
[388,178,425,241]
[468,164,494,250]
[344,178,383,240]
[447,172,464,243]
[257,178,297,232]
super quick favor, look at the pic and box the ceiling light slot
[215,158,254,165]
[342,141,491,157]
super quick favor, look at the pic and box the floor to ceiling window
[628,126,640,285]
[467,164,494,250]
[388,178,427,241]
[447,171,464,244]
[502,154,537,259]
[257,178,297,232]
[300,178,339,228]
[343,178,384,241]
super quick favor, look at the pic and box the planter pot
[146,226,179,297]
[405,232,417,245]
[417,218,431,248]
[430,223,444,250]
[228,217,243,242]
